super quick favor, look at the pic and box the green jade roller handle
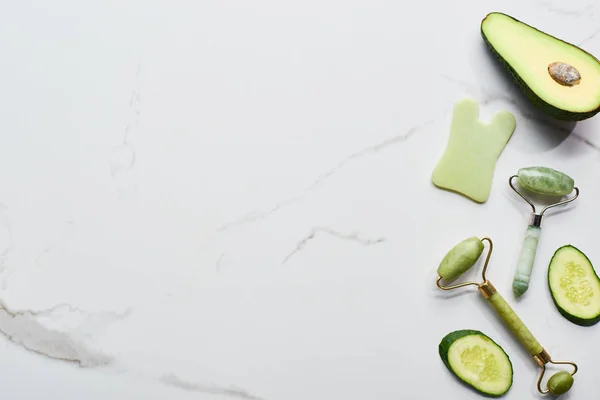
[479,280,577,395]
[512,217,542,299]
[480,281,542,355]
[437,234,578,395]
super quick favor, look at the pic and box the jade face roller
[509,166,579,298]
[436,236,578,395]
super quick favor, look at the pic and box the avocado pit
[548,62,581,86]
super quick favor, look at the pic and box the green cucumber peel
[439,329,513,397]
[548,244,600,326]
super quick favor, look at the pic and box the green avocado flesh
[439,330,513,397]
[481,12,600,121]
[548,245,600,326]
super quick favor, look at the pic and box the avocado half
[481,12,600,121]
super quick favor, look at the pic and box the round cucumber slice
[548,245,600,326]
[439,329,513,397]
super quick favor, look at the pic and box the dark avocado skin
[548,245,600,327]
[439,329,513,397]
[481,12,600,122]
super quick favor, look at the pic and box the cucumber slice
[548,245,600,326]
[439,329,513,397]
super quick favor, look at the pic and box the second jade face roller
[436,236,578,395]
[508,166,579,298]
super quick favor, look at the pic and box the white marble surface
[1,1,600,399]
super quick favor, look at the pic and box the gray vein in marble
[160,374,265,400]
[217,197,303,232]
[534,0,596,18]
[3,301,131,320]
[0,301,112,367]
[216,253,225,272]
[283,227,386,264]
[0,299,129,366]
[441,74,600,152]
[218,121,434,232]
[307,123,431,189]
[111,60,141,177]
[578,27,600,47]
[570,132,600,152]
[3,302,85,318]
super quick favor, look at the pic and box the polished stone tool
[436,236,578,396]
[509,166,579,298]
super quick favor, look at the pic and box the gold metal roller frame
[436,237,577,394]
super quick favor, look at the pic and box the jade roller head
[436,236,578,395]
[509,166,579,298]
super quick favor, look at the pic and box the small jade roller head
[436,237,484,282]
[547,371,574,395]
[515,166,575,197]
[435,236,579,396]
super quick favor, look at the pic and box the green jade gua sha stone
[432,98,516,203]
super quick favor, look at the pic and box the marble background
[1,0,600,399]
